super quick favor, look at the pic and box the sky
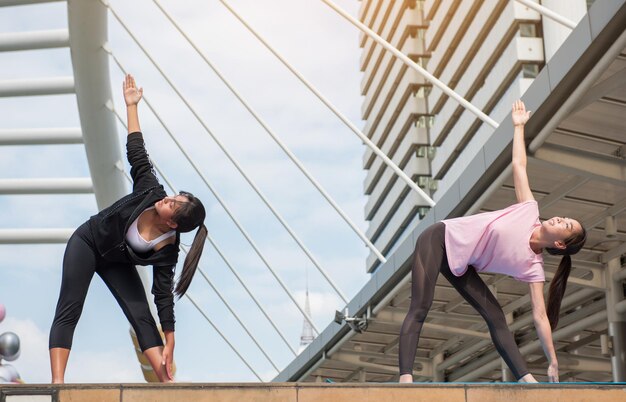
[0,0,372,383]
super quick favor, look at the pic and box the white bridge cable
[186,293,265,381]
[215,0,436,208]
[116,167,265,382]
[104,3,350,309]
[514,0,576,29]
[104,50,320,336]
[181,245,282,371]
[203,231,299,356]
[152,0,384,269]
[111,99,300,357]
[317,0,499,131]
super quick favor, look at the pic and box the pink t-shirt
[442,201,545,282]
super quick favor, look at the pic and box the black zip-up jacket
[88,132,178,331]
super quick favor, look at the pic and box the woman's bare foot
[518,373,538,383]
[399,374,413,383]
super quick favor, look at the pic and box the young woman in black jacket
[49,74,208,383]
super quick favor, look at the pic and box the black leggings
[398,222,529,379]
[49,222,163,352]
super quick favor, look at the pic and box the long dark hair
[546,226,587,329]
[172,191,207,297]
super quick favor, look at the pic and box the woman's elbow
[533,310,548,324]
[512,160,527,171]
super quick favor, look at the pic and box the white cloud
[68,349,144,384]
[0,317,49,383]
[0,316,147,384]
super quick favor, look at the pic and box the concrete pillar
[432,353,444,382]
[501,361,514,382]
[606,258,626,381]
[67,0,127,209]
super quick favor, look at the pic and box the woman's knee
[485,310,509,334]
[407,304,431,323]
[53,299,85,324]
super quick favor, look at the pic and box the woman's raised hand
[123,74,143,106]
[512,99,531,127]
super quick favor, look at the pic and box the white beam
[583,197,626,230]
[602,242,626,264]
[573,67,626,114]
[537,176,588,210]
[0,0,63,6]
[0,229,73,244]
[67,0,126,209]
[550,353,612,373]
[544,268,605,290]
[374,311,491,340]
[544,255,603,271]
[531,145,626,187]
[0,178,92,194]
[0,77,74,97]
[0,128,82,145]
[331,351,427,375]
[0,29,69,51]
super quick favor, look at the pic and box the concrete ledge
[1,383,625,402]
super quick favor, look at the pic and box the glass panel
[522,64,540,79]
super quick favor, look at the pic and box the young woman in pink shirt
[398,100,587,383]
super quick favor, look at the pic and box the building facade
[359,0,586,273]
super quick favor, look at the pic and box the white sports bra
[125,207,176,253]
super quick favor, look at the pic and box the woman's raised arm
[123,74,159,192]
[123,74,143,135]
[511,100,534,203]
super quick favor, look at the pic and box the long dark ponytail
[546,226,587,329]
[175,224,208,297]
[171,191,207,297]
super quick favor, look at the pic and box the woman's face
[542,216,583,245]
[155,194,190,227]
